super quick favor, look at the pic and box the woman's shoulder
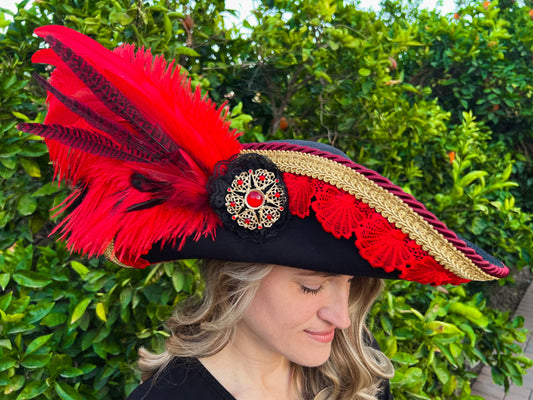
[127,357,236,400]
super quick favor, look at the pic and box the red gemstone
[275,192,281,198]
[230,202,236,207]
[259,175,265,181]
[267,214,272,220]
[245,190,264,208]
[237,179,243,185]
[232,215,237,220]
[245,218,251,224]
[279,206,284,211]
[248,169,253,174]
[227,188,232,192]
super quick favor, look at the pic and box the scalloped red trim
[283,172,469,286]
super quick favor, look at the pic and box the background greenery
[1,0,532,398]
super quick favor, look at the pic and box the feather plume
[18,25,242,265]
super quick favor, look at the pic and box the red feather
[19,25,242,265]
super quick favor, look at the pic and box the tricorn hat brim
[19,25,509,286]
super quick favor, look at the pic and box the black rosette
[209,153,289,242]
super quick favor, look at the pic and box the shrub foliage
[0,0,532,399]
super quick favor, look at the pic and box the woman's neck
[199,338,298,400]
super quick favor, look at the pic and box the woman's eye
[300,285,323,295]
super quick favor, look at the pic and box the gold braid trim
[103,240,134,268]
[242,149,496,281]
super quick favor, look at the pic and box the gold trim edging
[243,149,495,281]
[103,240,134,269]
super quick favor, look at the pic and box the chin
[290,348,332,368]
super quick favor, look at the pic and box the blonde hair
[137,260,394,400]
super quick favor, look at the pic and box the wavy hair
[137,260,394,400]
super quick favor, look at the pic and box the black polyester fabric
[127,357,394,400]
[146,214,399,280]
[127,358,236,400]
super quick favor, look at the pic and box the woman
[19,25,509,400]
[129,261,393,399]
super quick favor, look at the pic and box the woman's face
[236,265,353,367]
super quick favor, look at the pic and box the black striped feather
[18,123,147,163]
[33,73,157,162]
[43,35,177,156]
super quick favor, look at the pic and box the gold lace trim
[242,149,496,281]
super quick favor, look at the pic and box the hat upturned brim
[129,140,508,286]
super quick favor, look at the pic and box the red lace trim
[400,256,469,286]
[283,172,469,285]
[284,174,315,218]
[312,184,374,240]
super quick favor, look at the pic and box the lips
[304,329,335,343]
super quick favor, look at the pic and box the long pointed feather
[34,26,241,172]
[32,73,158,161]
[42,34,177,156]
[18,123,147,162]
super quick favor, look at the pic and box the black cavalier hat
[18,25,509,286]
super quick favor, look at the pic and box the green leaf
[41,312,68,327]
[16,193,38,216]
[491,366,506,386]
[459,170,487,187]
[32,182,61,197]
[21,354,52,368]
[0,272,10,290]
[314,70,332,83]
[96,302,107,322]
[25,333,53,356]
[12,270,52,288]
[12,111,30,121]
[60,367,85,378]
[172,271,185,292]
[432,360,450,384]
[15,380,47,400]
[391,352,418,365]
[81,330,97,351]
[449,302,489,328]
[0,310,25,323]
[5,374,25,393]
[0,290,13,310]
[425,321,463,335]
[71,261,89,278]
[175,46,200,57]
[0,357,17,372]
[55,381,83,400]
[120,287,133,307]
[358,67,371,76]
[19,157,41,178]
[70,297,92,324]
[18,142,49,157]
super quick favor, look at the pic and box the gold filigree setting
[225,168,286,231]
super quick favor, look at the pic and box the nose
[317,283,351,330]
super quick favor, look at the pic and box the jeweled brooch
[209,153,289,242]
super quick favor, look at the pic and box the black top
[127,357,394,400]
[127,358,235,400]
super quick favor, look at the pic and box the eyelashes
[300,285,323,295]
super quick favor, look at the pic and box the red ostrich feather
[18,25,242,265]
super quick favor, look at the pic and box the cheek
[246,290,318,331]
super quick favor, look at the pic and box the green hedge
[1,0,532,398]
